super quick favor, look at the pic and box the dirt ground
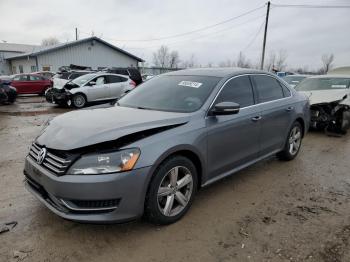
[1,97,350,262]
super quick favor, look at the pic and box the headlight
[67,148,140,175]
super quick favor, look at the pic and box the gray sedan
[24,68,310,224]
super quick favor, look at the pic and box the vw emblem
[37,148,47,164]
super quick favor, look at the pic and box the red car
[11,74,52,95]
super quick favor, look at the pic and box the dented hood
[53,78,69,89]
[299,89,350,105]
[36,106,190,150]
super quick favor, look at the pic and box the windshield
[283,76,306,85]
[296,78,350,91]
[118,75,221,113]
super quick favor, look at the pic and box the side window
[215,76,254,107]
[107,75,128,83]
[13,75,21,81]
[95,76,106,85]
[107,75,122,83]
[19,75,28,81]
[251,75,284,103]
[29,75,40,81]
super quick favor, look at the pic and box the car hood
[36,106,190,151]
[53,78,69,89]
[299,89,350,105]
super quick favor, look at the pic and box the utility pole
[75,28,78,41]
[260,1,271,70]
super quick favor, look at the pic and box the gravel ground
[1,98,350,262]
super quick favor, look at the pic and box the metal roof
[0,43,40,53]
[5,37,144,62]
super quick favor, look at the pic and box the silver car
[24,68,310,224]
[49,73,136,108]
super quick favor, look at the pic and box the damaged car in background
[296,75,350,134]
[23,68,309,225]
[46,72,136,108]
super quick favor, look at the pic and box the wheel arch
[72,92,88,104]
[147,145,206,190]
[295,117,305,137]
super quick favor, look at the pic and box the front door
[206,75,261,180]
[85,76,109,101]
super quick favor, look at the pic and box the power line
[123,13,266,50]
[272,3,350,9]
[80,5,265,42]
[242,20,265,52]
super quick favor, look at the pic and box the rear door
[250,75,295,156]
[29,75,46,94]
[206,75,261,179]
[84,75,109,101]
[107,75,129,98]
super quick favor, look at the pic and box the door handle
[286,106,294,111]
[251,116,262,122]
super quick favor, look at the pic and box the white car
[47,73,136,108]
[296,75,350,134]
[282,75,308,88]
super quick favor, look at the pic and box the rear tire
[72,93,86,108]
[277,121,303,161]
[145,156,198,225]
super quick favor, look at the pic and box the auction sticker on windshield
[178,81,202,88]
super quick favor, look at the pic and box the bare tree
[153,45,170,68]
[321,53,334,73]
[236,52,251,68]
[41,37,60,47]
[265,51,276,71]
[218,59,234,67]
[169,51,180,68]
[264,50,288,72]
[275,49,288,71]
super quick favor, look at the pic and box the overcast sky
[0,0,349,70]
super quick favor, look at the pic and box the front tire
[145,156,198,225]
[72,93,86,108]
[277,121,303,161]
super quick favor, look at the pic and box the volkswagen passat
[24,68,310,224]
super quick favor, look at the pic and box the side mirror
[211,102,240,115]
[88,81,96,86]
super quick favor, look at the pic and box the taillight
[129,80,136,88]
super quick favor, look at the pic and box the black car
[0,80,17,104]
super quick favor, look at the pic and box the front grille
[28,143,72,175]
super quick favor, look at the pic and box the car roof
[284,75,309,77]
[162,67,269,78]
[308,74,350,79]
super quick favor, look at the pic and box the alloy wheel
[157,166,193,217]
[288,126,301,155]
[73,95,85,108]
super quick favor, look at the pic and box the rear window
[296,78,350,91]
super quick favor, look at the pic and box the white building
[0,43,39,74]
[2,37,143,75]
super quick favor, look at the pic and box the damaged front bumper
[310,102,350,134]
[45,88,72,106]
[24,156,152,223]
